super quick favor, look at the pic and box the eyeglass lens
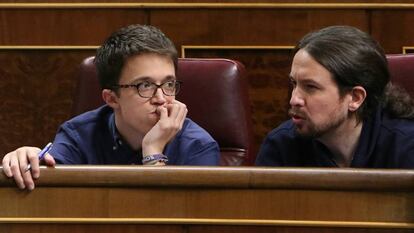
[138,81,180,98]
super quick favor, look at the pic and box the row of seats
[72,54,414,166]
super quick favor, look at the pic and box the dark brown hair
[95,24,178,90]
[295,25,414,120]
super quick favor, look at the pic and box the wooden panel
[151,9,368,46]
[0,50,95,157]
[188,226,414,233]
[0,224,414,233]
[3,1,414,5]
[0,224,184,233]
[0,167,413,233]
[0,187,411,221]
[0,9,148,45]
[371,10,414,53]
[405,47,414,54]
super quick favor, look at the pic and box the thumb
[43,153,56,167]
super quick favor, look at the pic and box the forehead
[290,49,335,85]
[119,53,176,84]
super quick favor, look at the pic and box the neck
[114,114,144,151]
[317,117,363,167]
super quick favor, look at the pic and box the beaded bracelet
[142,153,168,165]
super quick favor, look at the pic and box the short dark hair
[95,24,178,90]
[294,25,389,121]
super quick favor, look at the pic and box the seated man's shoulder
[266,120,297,140]
[64,105,112,130]
[381,113,414,136]
[378,112,414,167]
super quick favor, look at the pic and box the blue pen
[25,142,53,172]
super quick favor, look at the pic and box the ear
[348,86,367,112]
[102,89,119,109]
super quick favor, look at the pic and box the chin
[295,126,316,138]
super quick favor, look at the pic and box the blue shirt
[49,105,220,165]
[256,108,414,168]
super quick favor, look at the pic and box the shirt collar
[108,112,124,150]
[307,107,382,167]
[351,107,382,167]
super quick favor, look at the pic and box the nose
[289,88,305,107]
[150,87,167,104]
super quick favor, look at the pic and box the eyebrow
[301,78,318,83]
[130,75,176,84]
[289,75,320,84]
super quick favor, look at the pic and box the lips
[288,109,306,124]
[149,110,160,118]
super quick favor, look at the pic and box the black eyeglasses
[113,80,182,98]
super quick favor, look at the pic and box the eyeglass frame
[112,80,183,98]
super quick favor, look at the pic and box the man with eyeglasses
[2,24,220,190]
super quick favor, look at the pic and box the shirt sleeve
[166,118,220,165]
[255,134,283,166]
[397,134,414,168]
[184,141,220,165]
[48,123,85,164]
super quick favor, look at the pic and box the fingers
[165,100,187,130]
[157,105,168,120]
[27,153,56,181]
[43,153,56,167]
[29,151,56,181]
[1,147,41,190]
[142,101,187,156]
[167,100,184,117]
[153,161,166,166]
[19,147,39,190]
[8,154,25,189]
[175,101,188,128]
[2,152,13,177]
[27,149,41,179]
